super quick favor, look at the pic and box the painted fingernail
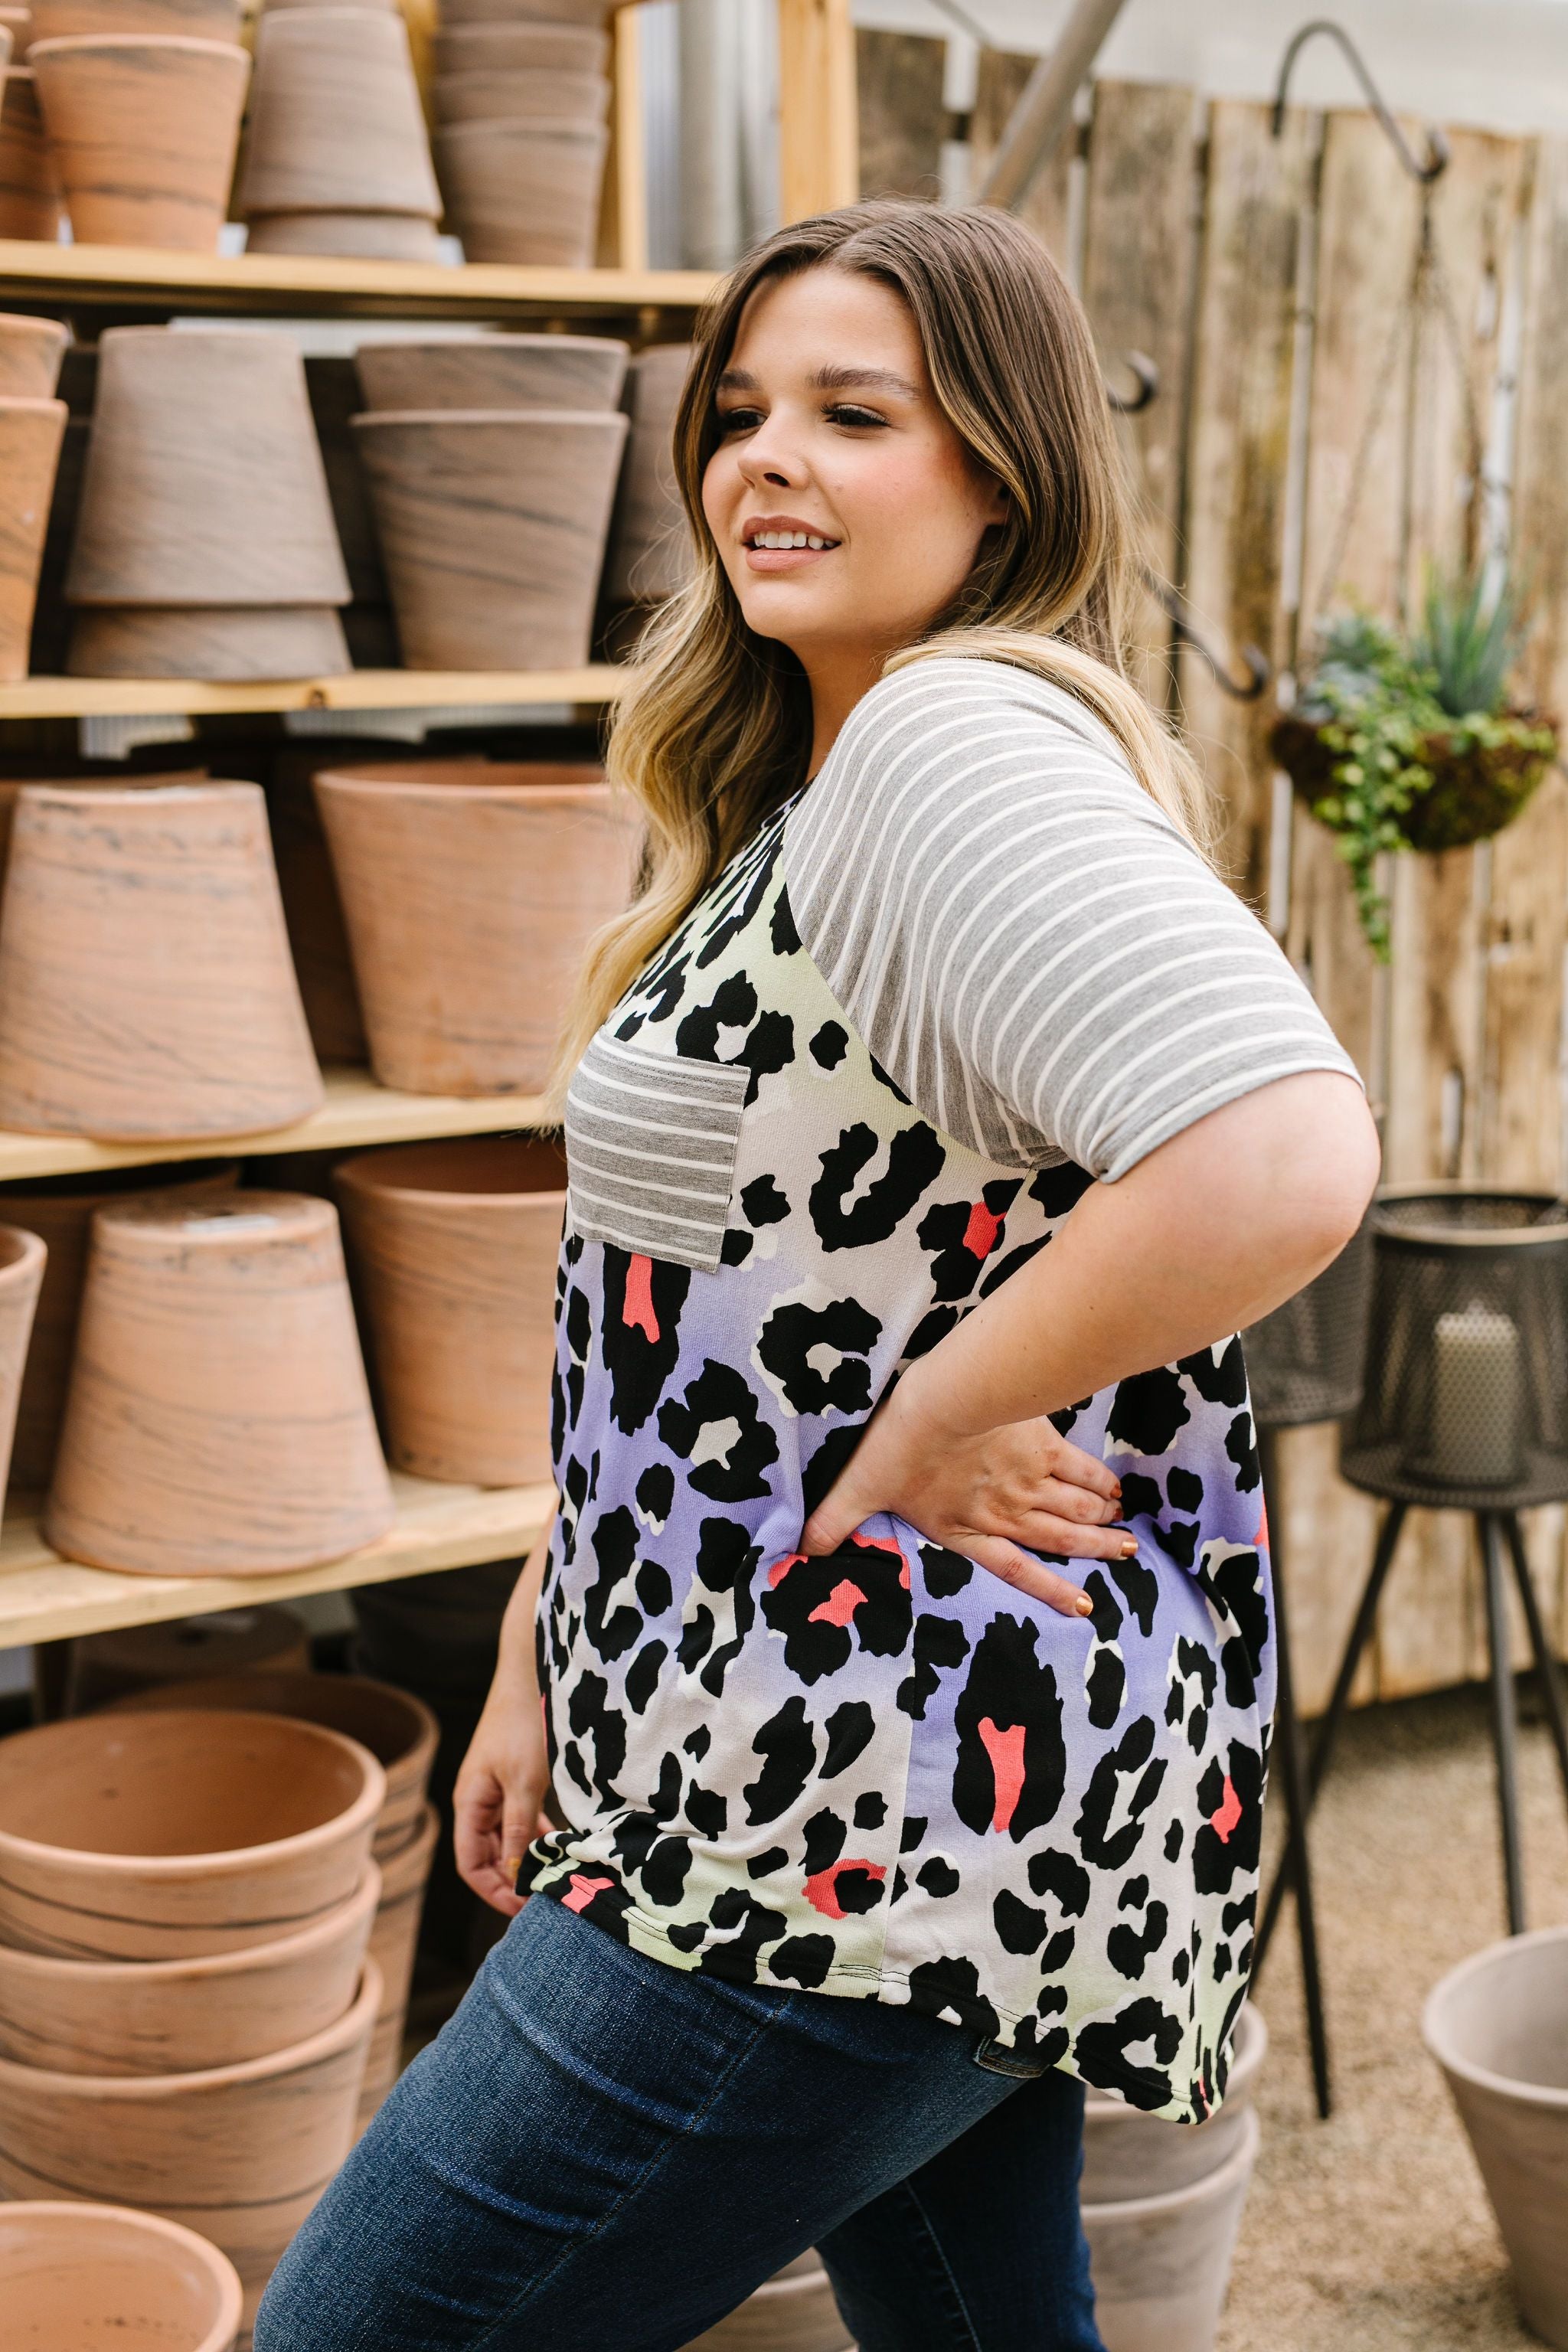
[1075,1593,1094,1615]
[1119,1537,1138,1557]
[504,1856,523,1886]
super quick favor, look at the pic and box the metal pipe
[976,0,1130,212]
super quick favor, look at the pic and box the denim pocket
[565,1031,749,1273]
[972,2034,1054,2080]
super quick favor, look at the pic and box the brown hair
[552,198,1210,1099]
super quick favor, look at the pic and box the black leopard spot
[676,1607,714,1671]
[1200,1546,1269,1686]
[1074,1996,1184,2111]
[980,1235,1050,1297]
[770,888,801,956]
[684,1726,711,1759]
[822,1700,876,1777]
[1164,1817,1184,1860]
[904,1304,962,1359]
[582,1507,642,1662]
[897,1612,971,1719]
[699,1888,789,1984]
[1029,1161,1095,1219]
[641,1833,694,1907]
[1163,1519,1200,1570]
[1226,1410,1260,1491]
[952,1615,1066,1841]
[565,1672,626,1798]
[919,1542,974,1599]
[810,1121,946,1251]
[1086,1640,1126,1730]
[743,1696,816,1824]
[635,1462,675,1530]
[685,1783,727,1838]
[668,1919,707,1952]
[1115,1472,1164,1524]
[691,1515,763,1697]
[1168,1466,1204,1512]
[756,1295,881,1415]
[1109,1551,1160,1637]
[1027,1847,1091,1914]
[809,1021,848,1069]
[762,1535,913,1684]
[677,969,756,1051]
[1074,1715,1166,1870]
[635,1559,671,1615]
[658,1360,779,1501]
[769,1933,835,1988]
[854,1791,887,1829]
[740,1174,789,1226]
[1181,1335,1248,1407]
[906,1955,1001,2039]
[720,1230,753,1266]
[800,1423,860,1518]
[900,1815,929,1851]
[1107,1366,1191,1457]
[916,1178,1023,1300]
[748,1846,788,1877]
[1193,1742,1263,1895]
[601,1250,691,1436]
[1107,1896,1170,1981]
[917,1856,961,1898]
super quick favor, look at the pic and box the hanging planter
[1272,577,1557,960]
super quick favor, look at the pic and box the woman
[258,202,1377,2352]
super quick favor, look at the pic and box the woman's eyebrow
[714,364,921,396]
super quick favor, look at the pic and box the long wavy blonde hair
[552,199,1210,1101]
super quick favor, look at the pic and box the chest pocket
[565,1030,750,1274]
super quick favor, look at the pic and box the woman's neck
[803,644,893,779]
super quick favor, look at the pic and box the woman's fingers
[1031,1474,1122,1527]
[454,1758,536,1917]
[1014,1508,1138,1563]
[965,1533,1095,1615]
[1049,1432,1123,1505]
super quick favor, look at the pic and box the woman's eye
[717,407,763,434]
[826,403,889,430]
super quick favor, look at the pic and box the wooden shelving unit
[0,666,625,723]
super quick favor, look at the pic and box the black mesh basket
[1242,1216,1374,1430]
[1340,1186,1568,1511]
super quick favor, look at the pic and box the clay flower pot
[66,1597,304,1713]
[65,325,350,616]
[30,35,250,250]
[0,312,67,397]
[267,743,368,1063]
[67,603,351,680]
[433,67,610,127]
[0,1223,43,1515]
[245,210,439,260]
[441,0,615,24]
[109,1669,439,1863]
[30,0,240,34]
[0,1710,385,1958]
[237,5,439,256]
[1081,2004,1267,2203]
[0,1962,380,2335]
[355,332,628,416]
[1424,1926,1568,2349]
[0,1864,379,2074]
[684,2253,852,2350]
[351,410,627,669]
[0,67,62,238]
[0,394,64,681]
[604,341,694,608]
[45,1191,394,1576]
[435,116,609,266]
[0,8,30,54]
[0,783,324,1141]
[0,1161,237,1494]
[1082,2106,1259,2352]
[0,2202,243,2352]
[357,1798,436,2131]
[337,1137,565,1486]
[315,760,639,1094]
[434,22,608,77]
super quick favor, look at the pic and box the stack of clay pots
[603,341,696,646]
[315,754,640,1092]
[0,1707,384,2337]
[0,11,66,243]
[237,2,441,260]
[0,1217,44,1519]
[0,312,67,683]
[1,2203,244,2352]
[64,326,352,678]
[29,0,250,251]
[1080,2004,1266,2352]
[65,1602,309,1712]
[350,333,629,668]
[432,8,612,264]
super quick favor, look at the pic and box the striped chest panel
[566,1031,750,1275]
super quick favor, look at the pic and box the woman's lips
[743,541,838,572]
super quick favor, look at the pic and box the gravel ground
[1219,1679,1568,2351]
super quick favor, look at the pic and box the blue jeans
[256,1895,1105,2352]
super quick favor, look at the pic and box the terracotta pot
[0,1960,380,2336]
[435,117,608,266]
[354,332,628,416]
[0,783,324,1141]
[441,0,614,24]
[244,209,440,260]
[336,1137,565,1485]
[351,410,627,669]
[433,67,610,126]
[237,6,438,224]
[0,1223,42,1504]
[267,743,369,1063]
[30,35,250,251]
[45,1191,394,1576]
[1424,1925,1568,2349]
[0,311,67,397]
[0,67,61,238]
[356,1798,436,2131]
[604,341,694,607]
[0,395,64,681]
[434,22,607,77]
[1082,2004,1268,2203]
[31,0,240,34]
[67,603,351,681]
[1082,2106,1259,2352]
[109,1669,439,1864]
[0,8,30,57]
[683,2254,852,2350]
[67,1601,307,1713]
[0,1864,379,2074]
[0,1710,385,1958]
[65,326,350,611]
[0,2202,243,2352]
[0,1159,237,1494]
[315,761,639,1094]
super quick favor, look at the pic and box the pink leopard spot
[851,1529,911,1588]
[561,1873,615,1915]
[978,1717,1028,1835]
[768,1553,806,1588]
[962,1200,1003,1258]
[803,1858,887,1920]
[622,1254,659,1341]
[809,1578,867,1628]
[1210,1775,1244,1844]
[1256,1498,1270,1553]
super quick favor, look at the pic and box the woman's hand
[453,1514,557,1917]
[800,1374,1132,1616]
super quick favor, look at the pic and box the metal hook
[1271,19,1449,184]
[1106,351,1158,415]
[1145,573,1272,702]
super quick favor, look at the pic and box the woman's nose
[738,429,806,492]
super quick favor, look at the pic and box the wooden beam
[0,667,626,723]
[777,0,858,225]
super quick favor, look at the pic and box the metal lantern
[1242,1216,1374,1431]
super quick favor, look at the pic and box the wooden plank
[0,1066,549,1184]
[778,0,858,224]
[1180,99,1315,900]
[1272,1423,1380,1718]
[856,29,946,205]
[599,5,651,272]
[969,47,1074,276]
[0,1475,555,1652]
[0,668,626,721]
[1079,80,1200,706]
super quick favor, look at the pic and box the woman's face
[701,266,1008,675]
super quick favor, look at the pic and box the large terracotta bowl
[0,2200,243,2352]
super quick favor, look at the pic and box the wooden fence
[858,34,1568,1715]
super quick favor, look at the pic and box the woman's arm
[453,1507,557,1916]
[802,1070,1379,1608]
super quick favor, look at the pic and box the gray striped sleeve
[781,656,1362,1181]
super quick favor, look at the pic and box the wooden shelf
[0,1064,549,1183]
[0,240,714,325]
[0,665,627,722]
[0,1472,556,1650]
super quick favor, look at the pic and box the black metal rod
[1478,1513,1527,1937]
[1501,1510,1568,1809]
[1253,1429,1332,2116]
[1142,570,1272,701]
[1256,1498,1406,1970]
[1269,18,1449,183]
